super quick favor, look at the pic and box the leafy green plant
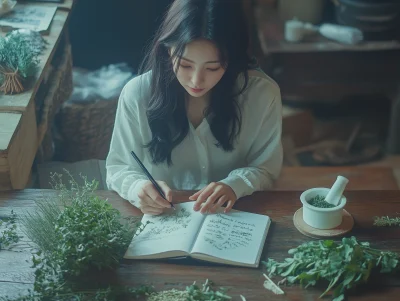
[263,236,400,301]
[15,171,151,301]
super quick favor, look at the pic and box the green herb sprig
[373,216,400,227]
[263,236,399,301]
[0,210,20,250]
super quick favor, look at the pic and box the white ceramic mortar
[300,187,347,229]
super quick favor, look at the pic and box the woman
[106,0,283,215]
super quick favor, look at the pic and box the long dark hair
[140,0,254,165]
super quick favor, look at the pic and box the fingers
[189,187,205,200]
[224,200,235,213]
[139,195,164,209]
[158,181,173,203]
[144,183,171,208]
[137,181,172,217]
[193,183,216,211]
[210,195,229,213]
[200,186,223,214]
[141,206,164,215]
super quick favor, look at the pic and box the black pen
[130,150,175,210]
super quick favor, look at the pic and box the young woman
[106,0,283,215]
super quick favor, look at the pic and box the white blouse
[106,70,283,207]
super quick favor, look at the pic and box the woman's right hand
[136,180,173,215]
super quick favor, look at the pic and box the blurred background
[1,0,400,191]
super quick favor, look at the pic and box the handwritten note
[135,207,192,242]
[126,202,206,257]
[203,213,256,251]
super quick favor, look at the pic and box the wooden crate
[0,101,38,190]
[0,40,72,189]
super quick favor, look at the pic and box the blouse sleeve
[105,78,149,207]
[219,78,283,199]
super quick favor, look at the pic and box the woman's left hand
[189,182,237,214]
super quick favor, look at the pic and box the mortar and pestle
[293,175,355,238]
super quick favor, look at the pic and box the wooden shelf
[0,1,74,190]
[0,0,74,112]
[255,5,400,54]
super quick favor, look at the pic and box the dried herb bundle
[0,32,40,94]
[147,279,238,301]
[308,195,336,208]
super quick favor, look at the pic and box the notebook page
[191,210,270,265]
[125,202,205,258]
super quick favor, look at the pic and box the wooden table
[1,189,400,300]
[0,1,75,190]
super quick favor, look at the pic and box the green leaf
[332,294,345,301]
[343,272,356,287]
[323,240,335,248]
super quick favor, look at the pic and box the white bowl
[300,187,347,230]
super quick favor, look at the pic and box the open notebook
[124,201,271,268]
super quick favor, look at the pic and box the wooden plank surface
[0,1,73,111]
[0,113,21,151]
[274,167,399,190]
[7,101,38,189]
[0,189,399,300]
[0,101,38,190]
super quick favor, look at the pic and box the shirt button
[202,166,205,169]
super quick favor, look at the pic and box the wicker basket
[36,35,74,163]
[54,98,118,162]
